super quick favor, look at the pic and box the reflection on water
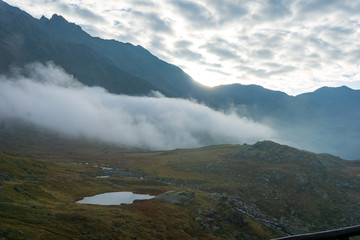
[76,192,154,205]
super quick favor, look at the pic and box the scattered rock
[7,229,24,239]
[21,202,35,208]
[195,215,217,231]
[0,173,11,181]
[154,190,195,205]
[232,230,241,240]
[232,147,256,159]
[226,212,245,227]
[200,209,218,218]
[0,194,11,201]
[26,176,39,181]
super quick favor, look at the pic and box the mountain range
[1,1,360,239]
[0,0,359,159]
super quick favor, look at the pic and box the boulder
[154,190,195,205]
[226,211,245,227]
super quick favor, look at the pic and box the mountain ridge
[39,12,206,98]
[1,0,358,96]
[1,2,360,238]
[0,0,360,159]
[0,0,158,95]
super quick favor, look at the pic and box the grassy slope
[0,152,223,239]
[112,144,360,234]
[1,123,359,238]
[0,126,280,239]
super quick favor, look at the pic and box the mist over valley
[1,1,360,239]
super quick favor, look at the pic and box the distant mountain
[0,0,359,159]
[209,84,360,159]
[204,84,293,120]
[296,86,360,116]
[287,86,360,159]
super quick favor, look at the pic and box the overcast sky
[6,0,360,95]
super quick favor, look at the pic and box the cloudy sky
[6,0,360,95]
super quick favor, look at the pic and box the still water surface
[76,192,154,205]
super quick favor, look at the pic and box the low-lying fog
[0,62,277,150]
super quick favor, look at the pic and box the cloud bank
[5,0,360,95]
[0,63,276,150]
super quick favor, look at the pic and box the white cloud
[0,63,276,150]
[4,0,360,95]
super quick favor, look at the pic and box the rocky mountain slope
[0,0,156,95]
[39,13,205,98]
[0,123,282,240]
[1,122,359,239]
[0,0,359,160]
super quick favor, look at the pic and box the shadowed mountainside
[0,0,360,159]
[39,14,206,98]
[0,0,156,95]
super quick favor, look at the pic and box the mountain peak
[40,15,48,21]
[47,14,82,31]
[297,85,358,99]
[339,85,351,89]
[41,13,88,40]
[50,14,67,23]
[315,85,352,92]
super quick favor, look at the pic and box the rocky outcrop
[194,194,246,234]
[154,190,195,205]
[226,211,245,226]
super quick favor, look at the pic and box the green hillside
[0,127,280,239]
[1,123,359,239]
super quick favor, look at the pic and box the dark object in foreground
[272,225,360,240]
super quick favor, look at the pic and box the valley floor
[1,124,360,239]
